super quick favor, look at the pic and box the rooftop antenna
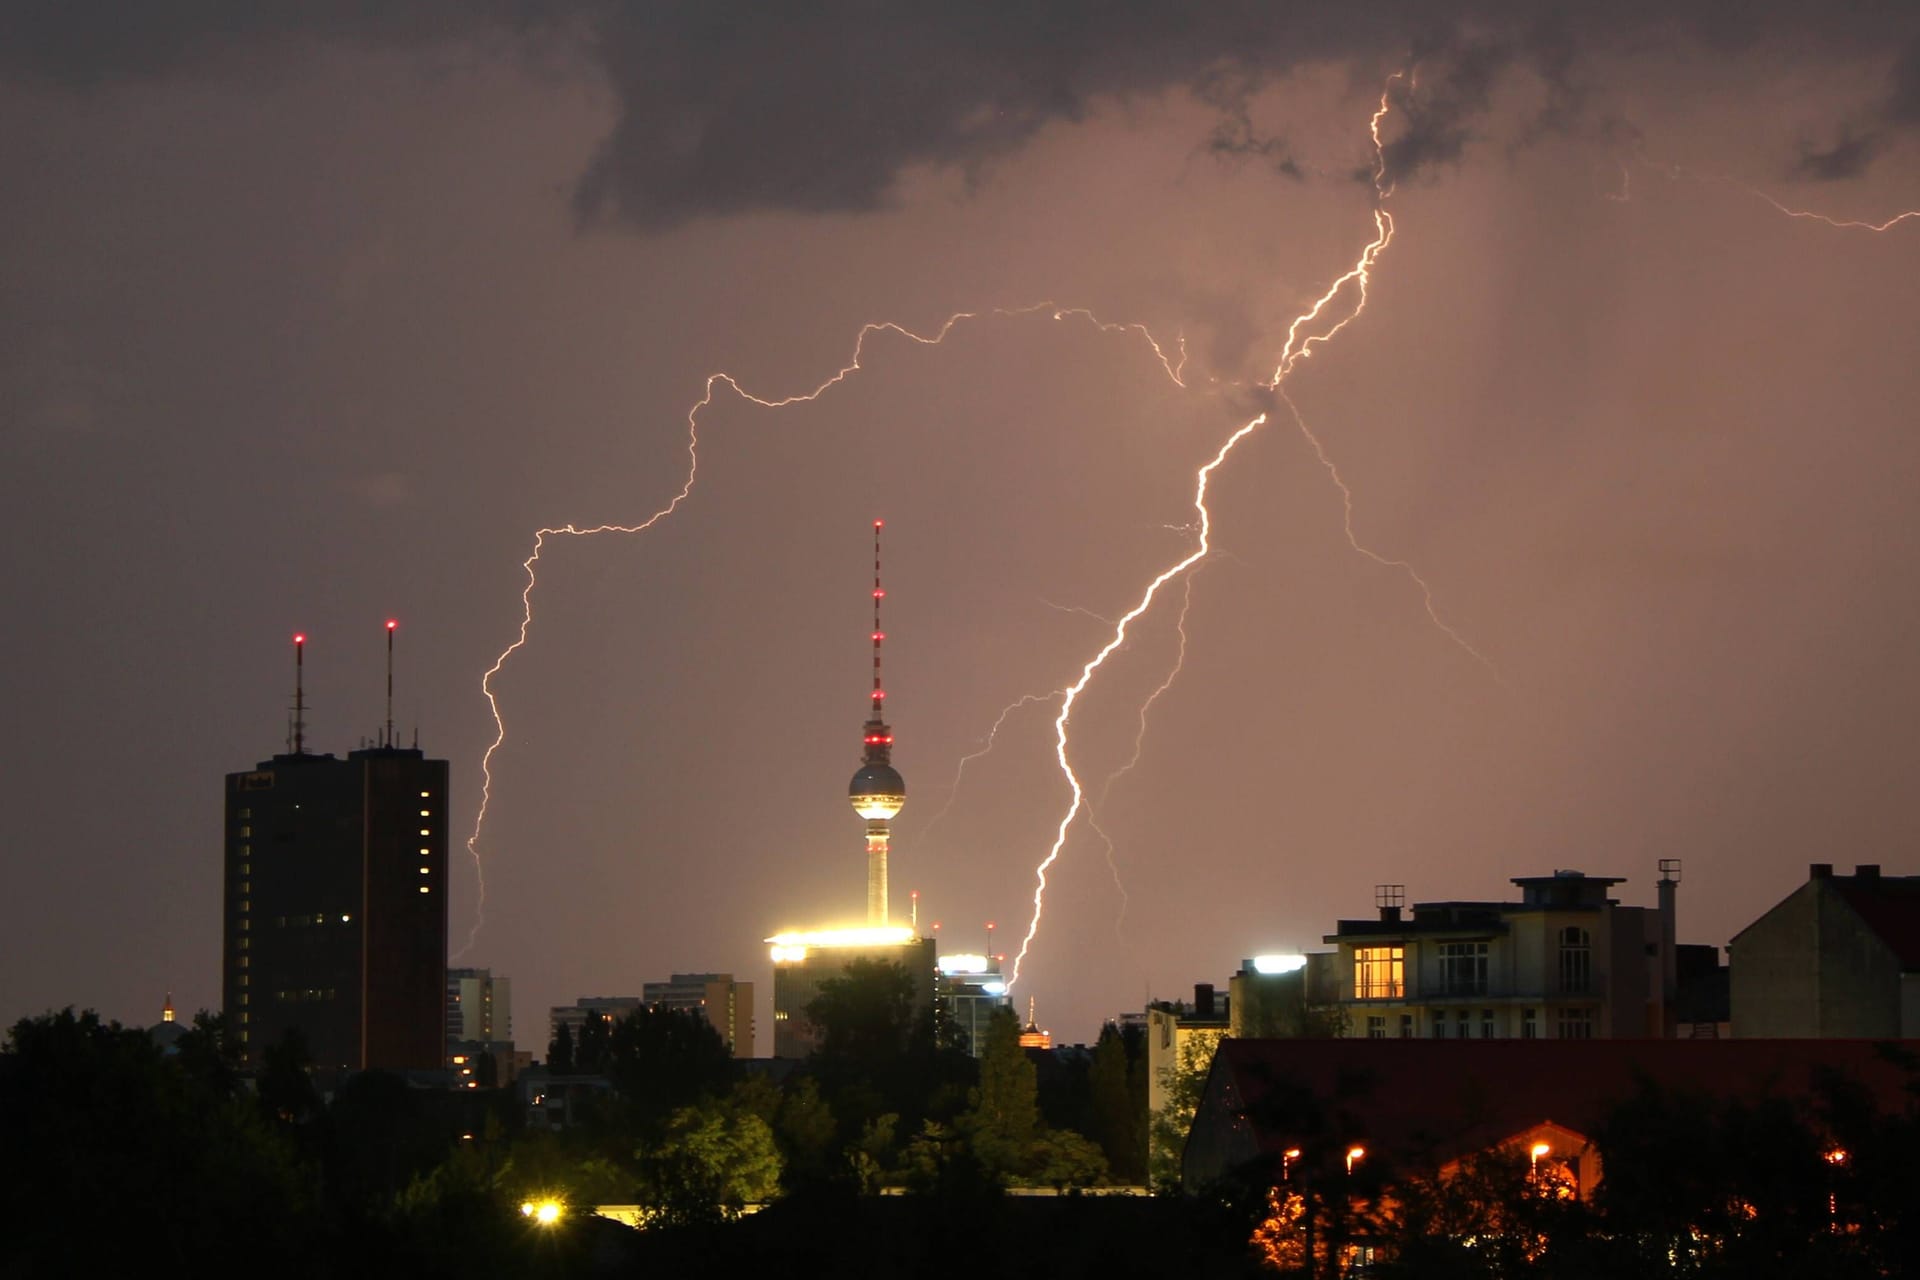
[384,619,398,748]
[291,632,308,755]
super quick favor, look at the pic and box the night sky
[4,4,1919,1047]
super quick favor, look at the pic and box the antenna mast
[291,632,307,755]
[384,619,398,747]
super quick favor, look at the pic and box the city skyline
[4,7,1920,1046]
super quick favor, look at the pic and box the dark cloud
[1795,130,1885,181]
[2,2,1917,224]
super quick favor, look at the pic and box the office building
[641,972,756,1058]
[221,633,447,1074]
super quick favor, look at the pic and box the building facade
[640,972,756,1058]
[769,930,937,1059]
[222,743,448,1073]
[1729,863,1920,1038]
[1322,868,1682,1041]
[935,953,1011,1057]
[447,967,512,1046]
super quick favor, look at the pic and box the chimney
[1809,863,1833,880]
[1656,859,1680,1037]
[1856,864,1881,881]
[1194,983,1215,1020]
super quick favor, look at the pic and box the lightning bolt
[1087,569,1199,939]
[1632,153,1920,233]
[913,689,1062,847]
[1008,75,1410,990]
[1277,386,1507,685]
[456,303,1183,958]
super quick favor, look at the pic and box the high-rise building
[221,632,448,1075]
[769,522,936,1058]
[640,973,755,1058]
[447,968,512,1045]
[934,953,1011,1057]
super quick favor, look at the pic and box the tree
[258,1026,322,1126]
[806,958,918,1067]
[1089,1023,1146,1182]
[548,1020,575,1074]
[1030,1128,1110,1191]
[576,1010,612,1074]
[604,1004,733,1126]
[960,1008,1038,1182]
[638,1095,783,1227]
[1149,1026,1224,1189]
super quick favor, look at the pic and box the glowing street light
[1346,1146,1366,1176]
[520,1199,563,1226]
[1282,1148,1303,1181]
[1530,1141,1551,1177]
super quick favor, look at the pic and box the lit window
[239,993,248,1006]
[419,867,429,874]
[1353,946,1404,999]
[420,829,430,836]
[239,826,251,838]
[419,848,429,856]
[420,810,430,817]
[239,863,249,876]
[420,886,430,894]
[238,975,248,987]
[239,808,251,819]
[420,791,430,798]
[239,918,249,932]
[239,1012,249,1024]
[239,1030,248,1043]
[239,881,250,895]
[239,899,250,913]
[239,956,249,969]
[238,938,249,951]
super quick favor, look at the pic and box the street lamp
[1346,1146,1366,1176]
[1282,1148,1302,1181]
[520,1198,564,1227]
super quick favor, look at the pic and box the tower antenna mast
[385,619,398,748]
[291,632,308,755]
[849,519,906,927]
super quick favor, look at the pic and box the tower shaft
[867,820,890,927]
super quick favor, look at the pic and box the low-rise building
[1729,863,1920,1038]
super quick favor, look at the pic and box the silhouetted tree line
[0,962,1155,1276]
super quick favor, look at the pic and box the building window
[1438,941,1489,995]
[1366,1015,1386,1039]
[1481,1009,1494,1038]
[1457,1010,1471,1038]
[1398,1014,1413,1039]
[1522,1008,1537,1039]
[1557,1008,1594,1040]
[1558,927,1592,994]
[238,863,249,876]
[1353,946,1405,999]
[1431,1016,1445,1039]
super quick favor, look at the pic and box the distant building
[447,968,512,1048]
[1228,953,1342,1039]
[641,973,755,1058]
[935,953,1011,1057]
[1147,983,1232,1176]
[150,993,189,1056]
[770,930,938,1059]
[1730,863,1920,1038]
[1017,997,1053,1050]
[1321,866,1685,1041]
[548,997,644,1054]
[222,640,448,1076]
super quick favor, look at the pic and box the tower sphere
[850,763,905,820]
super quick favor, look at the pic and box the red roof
[1832,877,1920,971]
[1196,1038,1916,1178]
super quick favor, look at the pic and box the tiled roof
[1831,876,1920,972]
[1201,1038,1915,1173]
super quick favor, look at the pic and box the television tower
[849,519,906,926]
